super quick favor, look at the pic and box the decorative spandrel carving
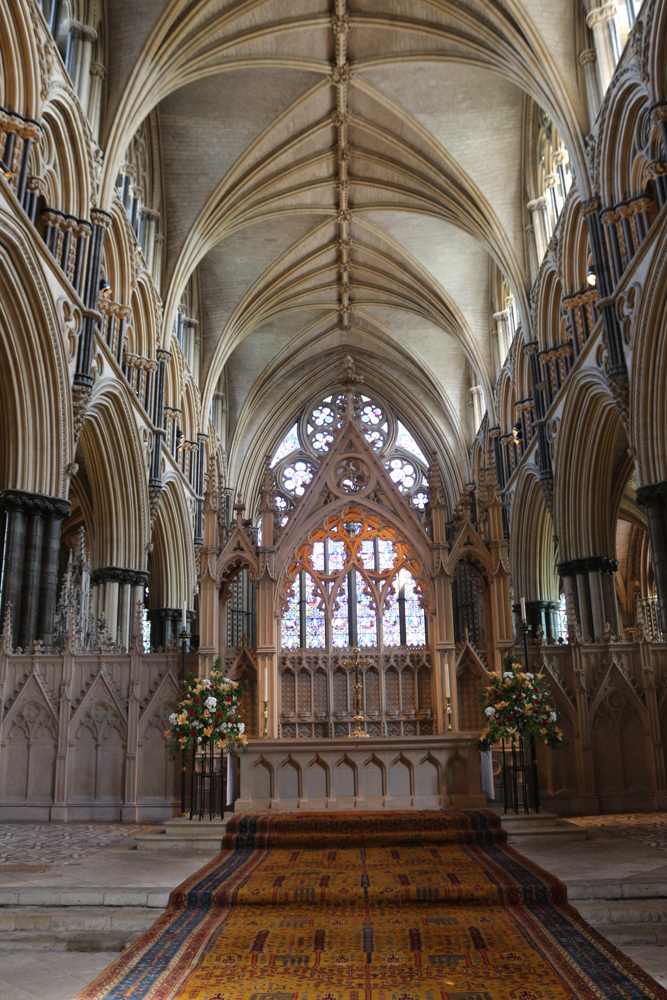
[313,669,327,716]
[333,667,348,716]
[366,667,380,716]
[385,667,399,713]
[418,664,432,711]
[401,668,416,713]
[297,669,312,717]
[281,669,296,717]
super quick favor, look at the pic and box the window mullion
[348,568,358,648]
[299,570,306,648]
[399,577,407,646]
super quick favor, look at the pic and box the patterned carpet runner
[76,810,667,1000]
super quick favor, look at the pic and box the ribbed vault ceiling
[103,0,587,495]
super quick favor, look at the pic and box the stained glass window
[382,584,401,647]
[396,420,428,464]
[360,540,375,568]
[328,539,347,573]
[281,460,315,496]
[356,581,377,647]
[378,538,397,571]
[331,575,349,647]
[279,520,427,651]
[304,573,326,648]
[281,575,301,649]
[403,571,426,645]
[271,424,299,467]
[311,541,325,572]
[385,457,417,492]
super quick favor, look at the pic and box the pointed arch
[510,468,558,603]
[0,213,70,496]
[78,386,149,569]
[148,477,195,610]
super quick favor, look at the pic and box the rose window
[281,460,315,496]
[385,458,417,492]
[265,385,432,531]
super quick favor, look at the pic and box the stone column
[0,490,69,649]
[77,25,98,115]
[87,62,105,143]
[492,310,509,363]
[586,2,619,95]
[583,197,628,417]
[587,569,606,640]
[579,48,602,123]
[637,481,667,634]
[527,196,551,261]
[64,20,83,88]
[138,207,160,272]
[75,208,112,390]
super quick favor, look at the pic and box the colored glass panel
[328,539,347,572]
[382,585,401,647]
[356,581,377,647]
[271,424,300,467]
[311,541,325,572]
[377,538,397,571]
[331,576,349,648]
[305,573,326,648]
[403,571,426,645]
[281,574,301,649]
[281,460,315,496]
[360,540,376,569]
[396,420,428,464]
[385,457,417,492]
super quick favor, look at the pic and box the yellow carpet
[77,810,667,1000]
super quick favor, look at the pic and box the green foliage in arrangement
[165,657,248,760]
[477,652,563,752]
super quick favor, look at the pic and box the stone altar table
[235,735,486,812]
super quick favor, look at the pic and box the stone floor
[1,815,667,998]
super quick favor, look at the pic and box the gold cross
[341,647,373,738]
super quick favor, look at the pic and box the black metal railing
[501,736,540,814]
[189,745,228,821]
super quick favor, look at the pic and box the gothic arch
[0,2,41,119]
[149,478,195,610]
[0,215,70,497]
[633,231,667,485]
[40,89,94,219]
[554,371,627,559]
[511,468,558,604]
[78,387,149,569]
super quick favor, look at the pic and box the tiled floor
[0,823,155,871]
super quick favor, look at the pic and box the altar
[235,734,486,812]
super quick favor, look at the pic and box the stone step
[0,906,164,953]
[568,881,667,901]
[135,815,228,852]
[596,923,667,947]
[0,929,140,952]
[577,899,667,925]
[0,887,171,907]
[0,905,164,933]
[496,809,588,842]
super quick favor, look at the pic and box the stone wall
[0,643,181,821]
[236,735,486,812]
[464,636,667,816]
